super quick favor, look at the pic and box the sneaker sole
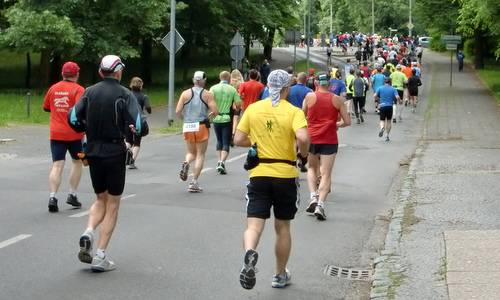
[78,236,92,264]
[188,188,203,193]
[315,211,327,221]
[240,250,258,290]
[90,265,116,273]
[48,204,58,213]
[66,201,82,208]
[378,130,384,138]
[180,164,189,181]
[306,202,317,213]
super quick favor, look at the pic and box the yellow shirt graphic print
[237,99,307,179]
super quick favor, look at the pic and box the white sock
[318,200,325,207]
[85,228,94,235]
[96,249,106,259]
[49,192,56,198]
[310,192,317,200]
[69,189,76,196]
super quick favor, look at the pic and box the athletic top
[209,81,241,123]
[376,85,398,108]
[183,87,209,123]
[307,91,339,145]
[287,83,312,109]
[132,90,151,114]
[329,78,346,96]
[351,77,368,97]
[407,75,422,94]
[237,99,307,179]
[345,74,355,94]
[68,78,146,158]
[390,71,406,91]
[372,73,385,92]
[238,80,264,110]
[43,80,85,141]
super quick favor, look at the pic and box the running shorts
[397,89,404,99]
[183,124,209,143]
[50,140,82,162]
[309,144,338,155]
[246,177,299,220]
[409,89,418,97]
[379,106,393,121]
[88,153,126,196]
[125,130,142,147]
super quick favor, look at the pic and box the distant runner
[375,77,401,142]
[126,77,151,169]
[407,68,422,112]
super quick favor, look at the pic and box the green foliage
[477,61,500,103]
[0,91,48,126]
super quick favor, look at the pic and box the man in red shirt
[238,69,264,111]
[43,62,85,213]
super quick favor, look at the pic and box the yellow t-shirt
[237,99,307,178]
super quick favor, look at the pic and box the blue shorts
[50,140,82,162]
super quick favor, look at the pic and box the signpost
[230,31,245,71]
[285,29,301,71]
[442,35,462,86]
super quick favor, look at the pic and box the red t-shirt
[43,80,85,141]
[307,91,339,145]
[238,80,264,110]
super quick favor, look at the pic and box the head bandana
[267,69,291,107]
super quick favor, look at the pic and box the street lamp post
[306,0,311,70]
[372,0,375,34]
[168,0,176,126]
[409,0,413,37]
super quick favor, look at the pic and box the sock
[49,192,56,198]
[85,227,94,235]
[69,189,76,196]
[310,192,317,200]
[318,200,325,207]
[96,249,106,259]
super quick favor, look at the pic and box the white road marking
[122,194,137,200]
[69,210,89,218]
[200,167,213,174]
[226,153,247,163]
[0,234,32,249]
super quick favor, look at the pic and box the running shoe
[217,162,227,175]
[393,118,397,123]
[386,136,390,142]
[179,161,189,181]
[128,159,137,169]
[91,255,116,272]
[188,181,203,193]
[271,268,291,288]
[306,199,318,213]
[356,118,360,124]
[360,115,364,123]
[66,194,82,208]
[378,128,384,138]
[239,249,259,290]
[48,197,58,213]
[78,230,94,264]
[362,108,367,113]
[412,107,416,113]
[314,205,327,220]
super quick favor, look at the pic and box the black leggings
[213,122,232,152]
[353,96,366,118]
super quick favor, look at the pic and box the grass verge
[157,120,183,135]
[294,59,320,73]
[477,63,500,104]
[0,91,48,126]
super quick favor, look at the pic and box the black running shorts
[246,177,299,220]
[309,144,338,155]
[50,140,82,162]
[379,106,393,121]
[397,89,404,99]
[88,153,126,196]
[125,131,142,147]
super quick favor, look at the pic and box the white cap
[100,55,125,73]
[193,71,206,81]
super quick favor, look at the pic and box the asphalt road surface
[0,53,429,300]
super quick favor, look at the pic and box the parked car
[419,36,431,48]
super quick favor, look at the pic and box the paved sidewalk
[376,51,500,299]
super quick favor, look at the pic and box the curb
[369,143,424,299]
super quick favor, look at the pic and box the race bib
[183,122,200,133]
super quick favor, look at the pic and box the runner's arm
[205,91,219,118]
[333,96,351,128]
[67,94,88,133]
[176,91,187,119]
[43,88,51,112]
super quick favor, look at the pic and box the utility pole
[167,0,176,126]
[409,0,412,37]
[372,0,375,34]
[330,0,333,34]
[306,0,311,70]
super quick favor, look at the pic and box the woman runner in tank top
[302,73,351,220]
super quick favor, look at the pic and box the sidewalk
[371,51,500,299]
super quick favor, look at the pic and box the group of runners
[40,32,424,290]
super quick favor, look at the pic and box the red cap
[61,61,80,77]
[308,68,315,75]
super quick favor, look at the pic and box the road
[0,50,429,299]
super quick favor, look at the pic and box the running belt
[259,158,296,166]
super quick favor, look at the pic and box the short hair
[249,69,259,80]
[129,77,143,91]
[350,68,355,75]
[286,66,294,75]
[297,72,307,83]
[335,70,342,79]
[219,71,231,81]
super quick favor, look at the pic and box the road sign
[230,31,245,47]
[407,22,414,30]
[441,35,462,44]
[161,29,185,54]
[284,29,300,44]
[446,44,458,51]
[230,46,245,61]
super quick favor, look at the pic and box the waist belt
[259,158,296,166]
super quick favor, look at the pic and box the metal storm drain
[323,265,372,281]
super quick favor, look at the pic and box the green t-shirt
[209,81,241,123]
[346,74,355,94]
[390,71,406,91]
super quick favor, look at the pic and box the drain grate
[323,265,372,281]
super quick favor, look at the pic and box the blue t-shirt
[259,87,269,100]
[329,78,347,96]
[372,73,386,92]
[376,85,398,108]
[287,83,312,108]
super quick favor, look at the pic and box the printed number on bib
[183,122,200,133]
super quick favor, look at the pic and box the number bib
[183,122,200,133]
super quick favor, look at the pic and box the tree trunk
[473,28,485,69]
[49,53,61,85]
[39,50,50,88]
[25,52,31,90]
[263,28,275,60]
[245,33,251,58]
[141,38,153,85]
